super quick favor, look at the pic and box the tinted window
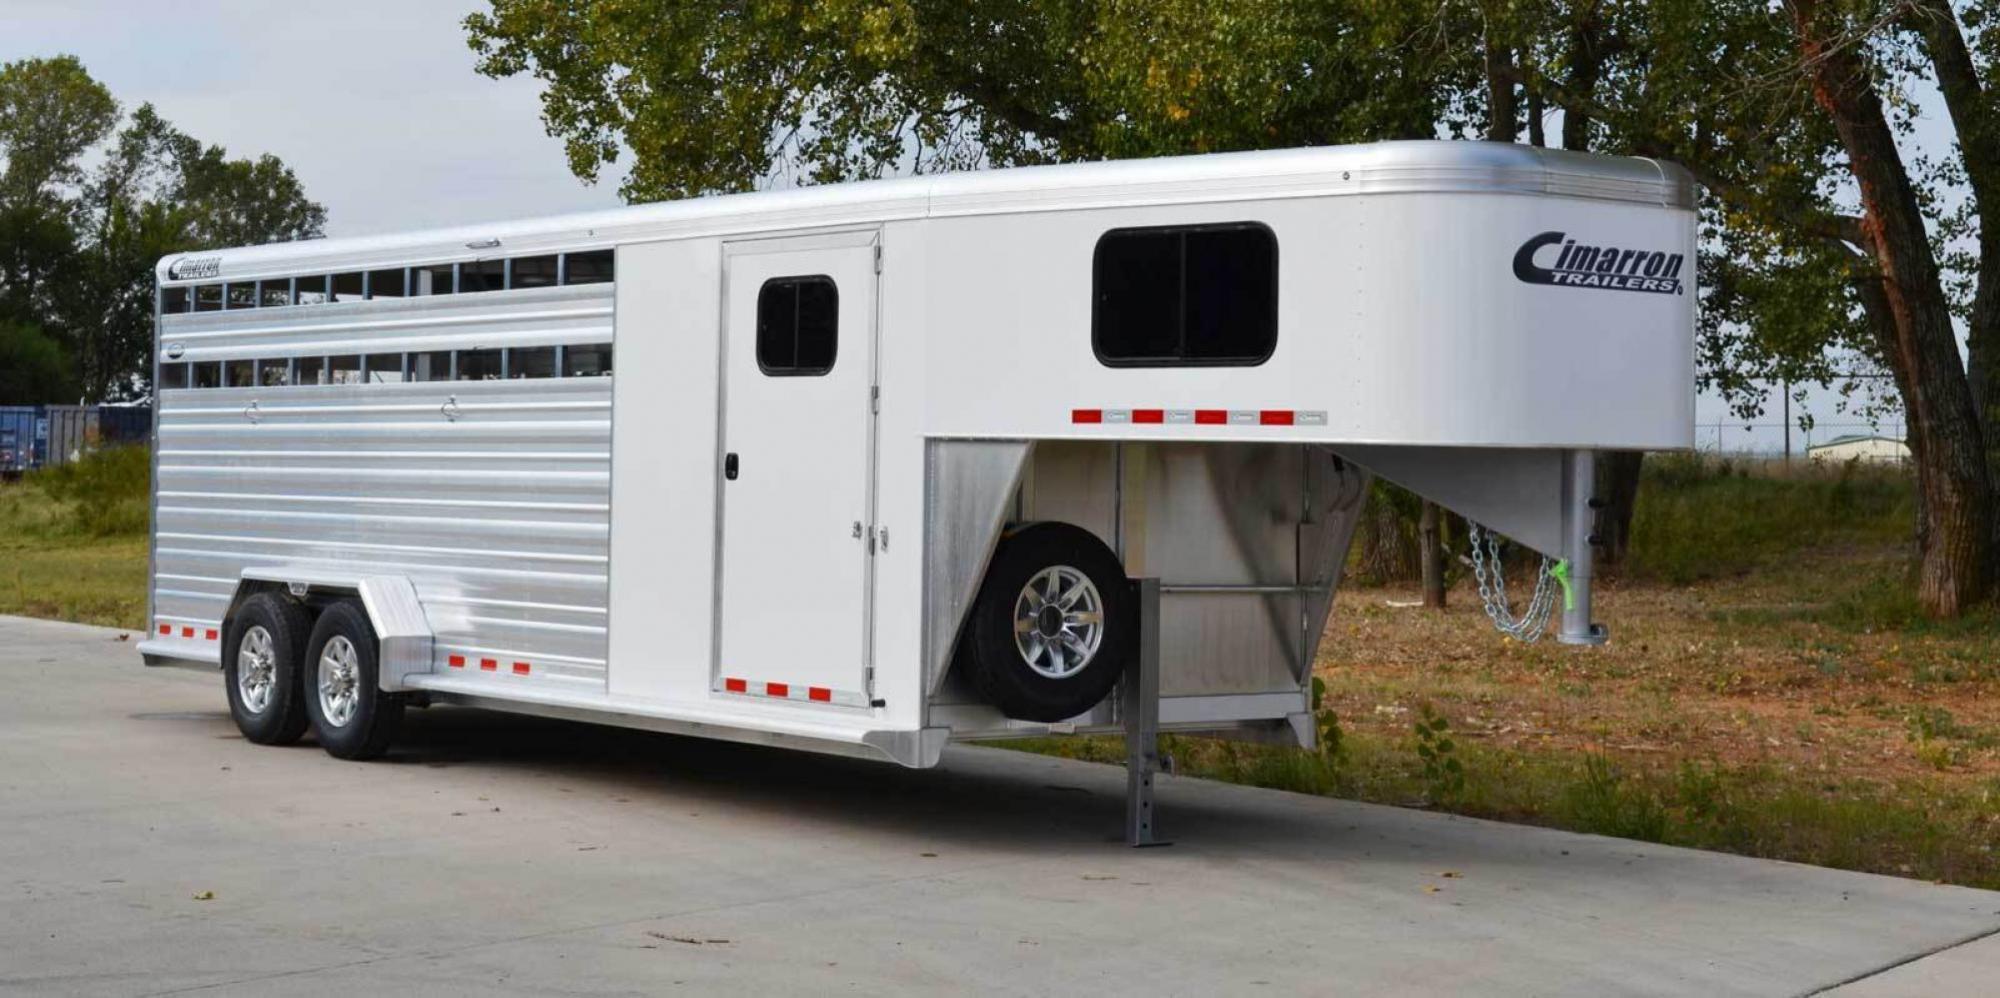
[756,276,838,376]
[1093,222,1277,366]
[457,349,502,380]
[564,343,613,377]
[511,255,558,289]
[564,249,613,285]
[417,265,455,295]
[328,354,362,385]
[162,287,190,313]
[462,259,504,293]
[509,347,556,379]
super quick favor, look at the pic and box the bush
[1626,453,1912,584]
[26,444,151,536]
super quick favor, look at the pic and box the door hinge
[873,244,882,273]
[870,385,880,413]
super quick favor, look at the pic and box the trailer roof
[157,141,1695,286]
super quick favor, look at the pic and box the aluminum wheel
[236,625,277,714]
[1012,565,1105,680]
[316,635,361,728]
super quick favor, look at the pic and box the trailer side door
[713,231,879,707]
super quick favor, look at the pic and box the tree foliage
[0,56,327,402]
[469,0,2000,614]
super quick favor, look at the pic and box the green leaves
[463,0,1471,202]
[0,55,116,203]
[0,56,324,402]
[1413,702,1465,804]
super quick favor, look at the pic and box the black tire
[302,599,403,760]
[961,522,1133,722]
[223,592,313,745]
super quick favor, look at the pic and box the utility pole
[1782,378,1792,466]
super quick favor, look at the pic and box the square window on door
[755,275,838,376]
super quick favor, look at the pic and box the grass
[5,447,1998,887]
[1012,728,2000,889]
[0,445,151,629]
[1624,452,1915,585]
[1013,455,2000,890]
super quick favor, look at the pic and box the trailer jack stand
[1122,577,1170,848]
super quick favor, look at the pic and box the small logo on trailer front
[1512,231,1684,295]
[166,256,221,280]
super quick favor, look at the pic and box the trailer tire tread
[962,522,1131,722]
[223,592,313,745]
[303,599,404,761]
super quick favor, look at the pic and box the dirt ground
[1318,543,2000,790]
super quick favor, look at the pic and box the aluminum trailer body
[140,141,1694,767]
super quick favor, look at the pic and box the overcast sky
[6,0,622,238]
[7,1,1927,449]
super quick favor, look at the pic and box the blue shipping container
[0,405,35,473]
[99,405,153,446]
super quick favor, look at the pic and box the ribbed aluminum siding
[151,285,613,692]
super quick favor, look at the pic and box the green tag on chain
[1550,559,1575,612]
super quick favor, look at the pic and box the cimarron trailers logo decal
[1513,231,1685,295]
[167,256,221,280]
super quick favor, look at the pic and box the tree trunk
[1905,0,2000,542]
[1484,39,1517,143]
[1794,0,1994,615]
[1356,487,1419,584]
[1420,500,1446,607]
[1594,451,1643,567]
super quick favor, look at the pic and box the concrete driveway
[2,614,1996,996]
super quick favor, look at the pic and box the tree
[0,55,115,204]
[469,0,2000,616]
[0,56,326,402]
[466,1,1476,198]
[1500,0,1992,616]
[0,320,75,403]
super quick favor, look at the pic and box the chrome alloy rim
[1012,566,1105,680]
[236,625,276,714]
[317,635,361,728]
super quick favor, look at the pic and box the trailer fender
[227,569,433,693]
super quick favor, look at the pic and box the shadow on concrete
[380,704,1350,857]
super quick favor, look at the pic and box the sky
[5,0,622,238]
[5,1,1940,451]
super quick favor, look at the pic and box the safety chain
[1468,521,1558,642]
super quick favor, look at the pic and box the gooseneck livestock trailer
[141,142,1694,787]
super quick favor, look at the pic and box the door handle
[724,452,739,480]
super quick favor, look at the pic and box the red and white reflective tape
[158,622,219,642]
[1071,407,1327,427]
[446,652,533,676]
[719,676,868,708]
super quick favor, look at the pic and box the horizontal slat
[150,373,614,688]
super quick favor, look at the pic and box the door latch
[724,453,739,480]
